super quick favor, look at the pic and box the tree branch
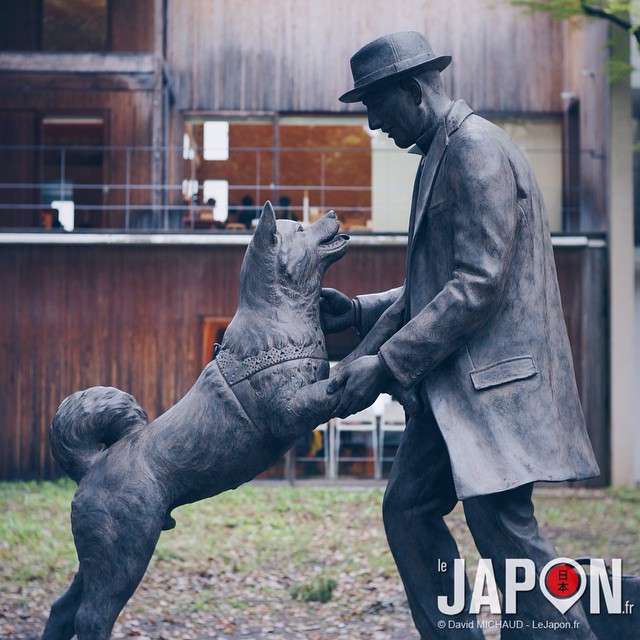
[579,1,634,32]
[579,0,640,50]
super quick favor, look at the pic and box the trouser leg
[463,484,598,639]
[382,406,484,639]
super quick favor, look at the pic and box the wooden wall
[164,0,609,234]
[166,0,565,114]
[0,238,405,480]
[0,238,608,483]
[565,19,609,233]
[1,0,611,234]
[555,240,609,485]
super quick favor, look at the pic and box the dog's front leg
[281,378,343,437]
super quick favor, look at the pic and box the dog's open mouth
[319,229,350,253]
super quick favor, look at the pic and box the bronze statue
[41,203,348,640]
[322,31,600,638]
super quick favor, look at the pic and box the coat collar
[409,99,474,156]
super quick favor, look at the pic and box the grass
[0,481,397,610]
[2,480,640,638]
[0,479,78,586]
[3,481,640,587]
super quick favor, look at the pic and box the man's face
[362,82,430,148]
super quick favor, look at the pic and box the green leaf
[606,57,635,81]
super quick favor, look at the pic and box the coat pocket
[470,356,538,391]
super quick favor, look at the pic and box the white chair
[377,400,406,478]
[333,407,379,479]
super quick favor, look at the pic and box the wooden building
[0,0,619,482]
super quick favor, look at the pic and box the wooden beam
[0,72,156,93]
[0,52,156,74]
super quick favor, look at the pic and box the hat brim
[339,54,452,103]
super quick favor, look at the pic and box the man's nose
[367,110,382,130]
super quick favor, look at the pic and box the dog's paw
[162,514,177,531]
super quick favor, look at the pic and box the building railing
[0,142,378,232]
[0,142,581,233]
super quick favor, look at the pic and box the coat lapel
[409,124,448,245]
[404,100,474,319]
[409,100,474,249]
[404,126,448,319]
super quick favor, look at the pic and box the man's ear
[399,77,422,105]
[253,201,277,246]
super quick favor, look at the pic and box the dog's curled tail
[50,386,148,483]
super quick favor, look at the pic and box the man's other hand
[320,288,355,333]
[327,355,389,418]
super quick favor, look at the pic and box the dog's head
[240,201,349,305]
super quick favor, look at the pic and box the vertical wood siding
[0,241,404,480]
[167,0,565,114]
[565,19,609,232]
[0,240,607,483]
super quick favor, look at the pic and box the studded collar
[214,343,327,386]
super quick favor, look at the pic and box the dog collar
[215,344,327,386]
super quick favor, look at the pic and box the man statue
[323,31,600,638]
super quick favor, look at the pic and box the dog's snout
[326,210,336,219]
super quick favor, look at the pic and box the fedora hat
[339,31,451,103]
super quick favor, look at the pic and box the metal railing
[0,142,586,233]
[0,143,378,232]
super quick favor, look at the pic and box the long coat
[355,100,599,500]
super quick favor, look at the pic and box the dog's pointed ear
[253,201,277,246]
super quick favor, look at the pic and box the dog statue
[41,202,349,640]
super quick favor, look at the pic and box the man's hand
[327,355,389,418]
[320,288,355,333]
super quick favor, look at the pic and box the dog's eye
[296,225,304,232]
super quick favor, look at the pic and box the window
[278,116,372,228]
[184,114,564,234]
[184,116,375,230]
[42,0,108,52]
[41,116,105,229]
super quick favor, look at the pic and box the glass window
[182,115,563,233]
[202,179,229,223]
[42,0,107,52]
[278,116,371,227]
[184,116,374,230]
[41,116,105,229]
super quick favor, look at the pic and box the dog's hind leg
[72,514,165,640]
[73,544,158,639]
[41,571,83,640]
